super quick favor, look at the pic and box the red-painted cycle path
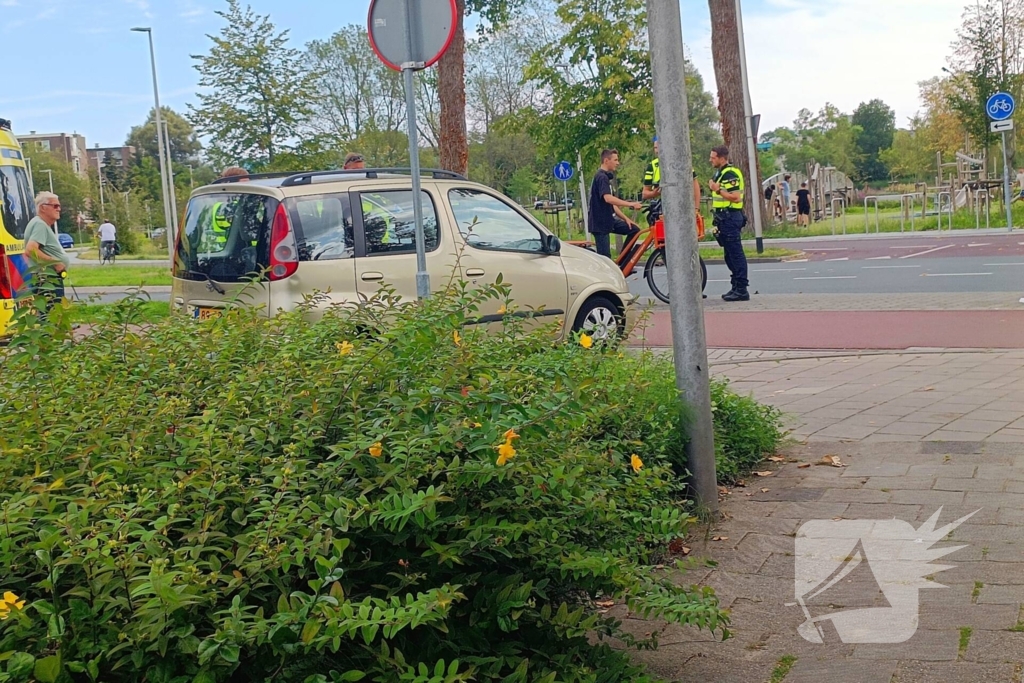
[635,309,1024,349]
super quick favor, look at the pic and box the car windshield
[174,193,275,283]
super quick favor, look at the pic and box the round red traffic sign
[367,0,458,71]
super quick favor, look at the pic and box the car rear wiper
[184,269,226,295]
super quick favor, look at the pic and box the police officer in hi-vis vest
[708,145,749,302]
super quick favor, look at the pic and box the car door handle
[361,272,384,282]
[466,268,485,277]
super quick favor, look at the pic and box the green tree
[21,149,89,235]
[852,99,896,181]
[947,0,1024,151]
[126,107,202,164]
[879,121,936,181]
[766,104,862,178]
[188,0,316,168]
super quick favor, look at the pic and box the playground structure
[765,147,1015,234]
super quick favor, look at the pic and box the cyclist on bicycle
[642,136,702,225]
[98,219,117,260]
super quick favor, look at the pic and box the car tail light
[0,244,10,299]
[268,202,298,281]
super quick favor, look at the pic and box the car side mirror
[542,234,561,255]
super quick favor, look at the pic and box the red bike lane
[634,309,1024,350]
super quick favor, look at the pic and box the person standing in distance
[24,192,70,312]
[642,136,702,223]
[589,149,642,259]
[708,146,749,302]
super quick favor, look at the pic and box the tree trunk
[708,0,763,228]
[438,0,468,176]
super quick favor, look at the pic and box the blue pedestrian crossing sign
[553,161,574,181]
[987,92,1015,121]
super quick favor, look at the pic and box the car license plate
[190,306,220,321]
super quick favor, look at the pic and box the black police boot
[722,288,750,302]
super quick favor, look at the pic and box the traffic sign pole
[562,180,569,234]
[987,92,1016,232]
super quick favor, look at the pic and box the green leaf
[6,652,35,679]
[33,654,61,683]
[301,619,322,644]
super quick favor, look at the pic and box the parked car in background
[58,233,74,249]
[172,168,635,340]
[151,228,166,240]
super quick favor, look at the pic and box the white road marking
[803,247,848,251]
[900,244,955,259]
[983,263,1024,266]
[968,243,991,247]
[920,272,992,277]
[890,245,931,249]
[707,279,731,282]
[862,265,921,269]
[825,257,849,261]
[865,255,892,260]
[752,268,807,272]
[793,276,858,280]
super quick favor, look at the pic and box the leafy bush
[710,379,785,485]
[0,285,732,683]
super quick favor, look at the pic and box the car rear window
[175,193,276,283]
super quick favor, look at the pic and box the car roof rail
[210,171,304,184]
[280,168,468,187]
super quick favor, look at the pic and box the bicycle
[568,207,707,303]
[100,241,117,265]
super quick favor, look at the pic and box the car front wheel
[571,295,623,342]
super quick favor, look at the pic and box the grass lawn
[74,238,171,261]
[699,246,800,260]
[71,301,170,325]
[68,266,172,287]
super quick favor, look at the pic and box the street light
[41,169,53,193]
[132,26,176,258]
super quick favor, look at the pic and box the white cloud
[0,0,19,7]
[682,0,966,131]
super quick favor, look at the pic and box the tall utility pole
[734,0,764,253]
[709,0,764,252]
[161,119,178,229]
[132,27,176,258]
[647,0,718,511]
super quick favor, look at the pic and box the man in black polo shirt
[588,148,643,258]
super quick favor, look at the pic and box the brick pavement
[624,350,1024,681]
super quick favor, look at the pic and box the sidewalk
[622,349,1024,681]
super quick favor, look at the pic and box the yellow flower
[0,591,25,620]
[496,441,517,466]
[503,428,520,442]
[579,333,594,349]
[498,304,507,315]
[335,341,354,356]
[369,442,383,458]
[631,454,644,473]
[453,331,462,347]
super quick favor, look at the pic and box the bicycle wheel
[644,247,670,303]
[644,248,709,304]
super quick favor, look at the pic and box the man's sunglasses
[43,203,61,210]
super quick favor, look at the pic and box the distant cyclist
[98,218,117,262]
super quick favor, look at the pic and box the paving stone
[934,478,1007,492]
[966,492,1024,508]
[921,441,985,455]
[851,628,960,661]
[963,630,1024,663]
[977,584,1024,605]
[889,489,966,506]
[862,477,936,491]
[845,503,924,520]
[906,464,977,479]
[891,661,1019,683]
[771,502,851,521]
[918,602,1020,631]
[785,657,898,682]
[819,488,893,504]
[841,463,911,478]
[876,422,943,437]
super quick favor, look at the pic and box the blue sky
[1,0,965,150]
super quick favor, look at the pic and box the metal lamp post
[41,169,53,193]
[131,27,176,258]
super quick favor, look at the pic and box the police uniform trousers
[713,209,749,291]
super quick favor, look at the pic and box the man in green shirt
[24,192,69,310]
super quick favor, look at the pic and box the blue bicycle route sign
[553,161,574,181]
[987,92,1016,121]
